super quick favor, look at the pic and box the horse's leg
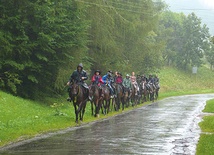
[91,101,94,116]
[156,90,159,100]
[101,99,106,115]
[73,102,78,123]
[100,100,104,115]
[122,98,124,110]
[95,99,99,117]
[80,101,87,122]
[118,97,121,110]
[116,97,119,111]
[77,101,84,121]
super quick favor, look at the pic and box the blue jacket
[102,74,113,85]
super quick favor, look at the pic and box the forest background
[1,0,214,99]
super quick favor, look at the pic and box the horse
[139,81,148,103]
[101,84,111,115]
[69,82,88,123]
[147,83,155,102]
[115,83,124,111]
[89,84,103,117]
[122,87,131,109]
[130,83,139,106]
[154,82,160,100]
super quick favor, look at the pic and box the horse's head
[89,84,95,97]
[70,82,79,96]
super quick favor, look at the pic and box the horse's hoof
[97,114,100,118]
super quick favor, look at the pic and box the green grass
[197,99,214,155]
[0,66,214,148]
[203,99,214,113]
[0,91,148,147]
[196,134,214,155]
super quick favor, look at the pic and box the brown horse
[69,82,88,123]
[115,83,124,111]
[101,84,111,115]
[122,87,131,109]
[89,84,103,117]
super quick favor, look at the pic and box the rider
[91,70,103,87]
[102,71,115,98]
[147,74,155,89]
[113,71,118,83]
[141,74,148,82]
[130,72,139,95]
[154,74,160,89]
[137,74,141,85]
[115,72,123,85]
[148,74,154,84]
[91,70,104,99]
[122,74,132,97]
[67,63,89,101]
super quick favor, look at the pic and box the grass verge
[196,99,214,155]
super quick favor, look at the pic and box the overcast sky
[164,0,214,35]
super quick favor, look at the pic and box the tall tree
[0,0,89,98]
[176,13,210,69]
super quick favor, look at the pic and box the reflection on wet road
[1,94,214,155]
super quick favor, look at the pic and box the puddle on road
[1,94,214,155]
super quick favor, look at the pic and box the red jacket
[91,75,103,86]
[116,76,123,84]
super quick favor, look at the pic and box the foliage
[159,11,212,70]
[0,0,213,99]
[205,43,214,70]
[83,0,166,75]
[0,0,89,98]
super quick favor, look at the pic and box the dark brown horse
[69,82,88,123]
[89,84,103,117]
[101,84,111,114]
[115,83,124,111]
[122,87,131,109]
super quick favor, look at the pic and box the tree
[176,13,210,69]
[0,0,89,98]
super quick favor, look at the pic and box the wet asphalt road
[1,94,214,155]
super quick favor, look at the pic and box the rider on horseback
[115,72,123,85]
[102,71,115,98]
[67,63,89,101]
[91,70,103,87]
[130,72,139,95]
[122,74,132,97]
[141,74,148,82]
[154,74,160,89]
[91,70,104,100]
[137,74,141,85]
[147,74,155,89]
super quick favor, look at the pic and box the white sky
[199,0,214,9]
[164,0,214,35]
